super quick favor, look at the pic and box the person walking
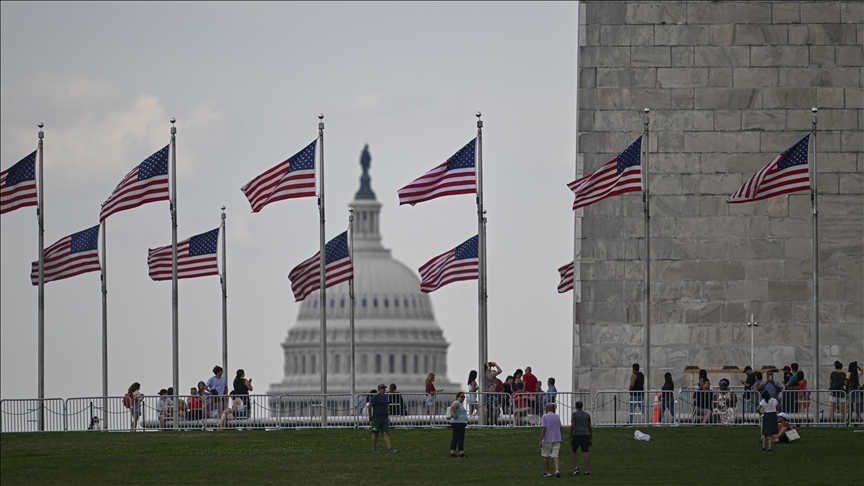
[660,372,675,423]
[569,400,592,476]
[448,392,469,458]
[539,403,562,478]
[369,384,397,453]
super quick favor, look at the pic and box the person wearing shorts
[569,400,592,476]
[828,361,846,423]
[539,403,562,478]
[369,384,397,453]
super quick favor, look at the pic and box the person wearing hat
[772,413,795,443]
[156,389,171,429]
[369,384,397,453]
[739,366,757,412]
[712,379,736,425]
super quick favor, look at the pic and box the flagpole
[101,219,108,430]
[572,1,581,394]
[811,108,819,393]
[220,206,228,378]
[348,208,356,400]
[37,122,45,432]
[170,118,179,428]
[642,108,651,390]
[317,113,328,427]
[476,112,488,427]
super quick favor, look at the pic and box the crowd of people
[125,366,253,429]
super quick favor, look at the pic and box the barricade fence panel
[593,390,670,427]
[848,390,863,426]
[65,397,133,431]
[1,398,66,433]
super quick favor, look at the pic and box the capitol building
[269,146,460,396]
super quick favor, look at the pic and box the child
[757,390,779,452]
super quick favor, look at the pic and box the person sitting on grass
[773,412,795,444]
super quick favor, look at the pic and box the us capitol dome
[269,145,460,395]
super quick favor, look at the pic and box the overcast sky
[1,1,578,400]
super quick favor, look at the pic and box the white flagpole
[811,108,820,393]
[642,108,651,390]
[170,118,179,428]
[221,206,228,378]
[37,122,45,431]
[317,114,328,427]
[101,219,108,429]
[572,1,581,393]
[476,112,488,427]
[348,209,356,400]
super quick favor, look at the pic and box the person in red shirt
[511,383,535,426]
[522,366,539,402]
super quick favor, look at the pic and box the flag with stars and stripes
[100,146,170,221]
[568,137,643,210]
[30,225,101,285]
[241,140,317,212]
[557,261,574,293]
[397,139,476,206]
[419,235,478,293]
[1,150,38,215]
[288,231,353,302]
[728,135,811,204]
[147,228,220,281]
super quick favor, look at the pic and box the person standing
[484,361,502,390]
[539,403,562,478]
[628,363,645,424]
[369,384,397,453]
[543,377,558,408]
[127,382,143,429]
[205,365,228,412]
[846,361,862,422]
[739,366,757,412]
[484,383,501,425]
[522,366,539,401]
[569,400,592,476]
[660,372,675,423]
[425,373,444,417]
[828,361,846,423]
[448,392,469,458]
[466,370,479,415]
[757,390,779,452]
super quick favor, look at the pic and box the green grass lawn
[1,426,861,485]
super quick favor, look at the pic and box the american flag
[728,135,811,204]
[30,225,101,285]
[569,137,643,210]
[288,231,353,302]
[419,235,478,293]
[100,146,170,221]
[147,228,220,281]
[557,261,574,293]
[1,150,38,215]
[397,139,476,206]
[241,140,317,212]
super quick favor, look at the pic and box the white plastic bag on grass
[634,430,651,441]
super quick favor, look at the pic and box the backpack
[123,393,133,409]
[445,405,454,420]
[494,378,504,393]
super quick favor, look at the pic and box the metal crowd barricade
[593,390,661,426]
[65,396,132,431]
[0,398,66,433]
[847,390,863,426]
[273,394,356,428]
[810,389,848,426]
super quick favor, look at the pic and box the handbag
[785,428,800,442]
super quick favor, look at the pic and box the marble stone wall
[575,1,863,391]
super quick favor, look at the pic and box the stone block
[809,46,836,67]
[632,47,671,67]
[581,88,631,110]
[674,216,745,238]
[684,132,760,153]
[600,25,655,47]
[580,68,597,88]
[733,68,779,88]
[695,88,761,109]
[687,2,722,24]
[685,303,724,324]
[816,87,846,108]
[584,25,601,47]
[652,153,695,174]
[711,110,738,131]
[733,25,788,45]
[817,173,840,194]
[841,131,863,152]
[728,280,768,301]
[651,110,714,131]
[791,109,857,130]
[816,152,857,172]
[670,89,695,109]
[656,25,710,46]
[780,67,860,88]
[630,89,671,110]
[671,46,695,68]
[744,260,785,280]
[710,25,735,46]
[581,131,637,153]
[654,260,683,281]
[627,2,687,25]
[768,281,811,302]
[594,111,643,132]
[839,171,864,193]
[683,261,746,281]
[650,238,697,260]
[784,238,812,259]
[724,303,748,323]
[648,174,682,195]
[841,302,863,323]
[726,152,776,177]
[722,2,773,24]
[699,195,728,216]
[762,88,814,109]
[730,239,785,260]
[837,46,864,66]
[788,24,857,45]
[814,131,841,151]
[657,68,709,88]
[748,217,769,238]
[840,2,864,23]
[579,111,594,131]
[751,46,809,67]
[741,110,786,131]
[651,196,702,217]
[650,216,677,238]
[682,173,744,195]
[708,68,733,87]
[581,46,631,68]
[846,88,863,109]
[772,2,800,23]
[699,240,729,260]
[760,131,811,152]
[768,217,810,237]
[701,281,725,301]
[596,67,656,88]
[656,132,684,153]
[694,46,750,67]
[801,2,842,23]
[586,2,626,25]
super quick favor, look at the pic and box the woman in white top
[219,396,245,428]
[757,390,779,452]
[466,370,479,415]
